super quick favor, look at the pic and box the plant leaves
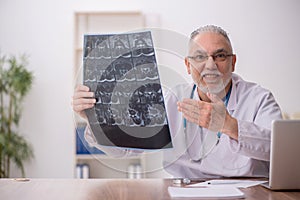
[0,53,34,178]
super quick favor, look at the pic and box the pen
[13,178,30,182]
[207,180,242,185]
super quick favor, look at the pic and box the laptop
[262,119,300,190]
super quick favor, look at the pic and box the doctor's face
[185,32,236,95]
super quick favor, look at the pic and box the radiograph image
[82,31,172,149]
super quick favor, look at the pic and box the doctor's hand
[72,84,96,120]
[177,93,238,140]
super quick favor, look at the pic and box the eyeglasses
[188,53,234,63]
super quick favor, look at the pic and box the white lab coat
[162,73,282,178]
[84,73,282,178]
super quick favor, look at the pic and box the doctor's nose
[204,56,218,70]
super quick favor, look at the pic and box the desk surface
[0,178,300,200]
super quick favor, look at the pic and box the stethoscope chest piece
[172,178,191,186]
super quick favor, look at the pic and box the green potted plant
[0,54,34,178]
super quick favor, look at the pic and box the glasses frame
[188,53,235,63]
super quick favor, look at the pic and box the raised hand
[72,85,96,119]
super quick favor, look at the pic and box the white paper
[168,186,245,198]
[188,179,268,188]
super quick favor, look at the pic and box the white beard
[197,73,232,94]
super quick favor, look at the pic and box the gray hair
[189,25,233,51]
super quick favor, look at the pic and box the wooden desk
[0,178,299,200]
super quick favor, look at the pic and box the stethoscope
[183,84,232,162]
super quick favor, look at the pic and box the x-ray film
[83,31,172,149]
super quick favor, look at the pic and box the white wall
[0,0,299,178]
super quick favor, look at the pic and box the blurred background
[0,0,299,178]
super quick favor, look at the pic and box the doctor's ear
[184,57,191,74]
[231,54,237,72]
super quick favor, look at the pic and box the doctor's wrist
[221,115,238,140]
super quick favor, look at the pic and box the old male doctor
[72,25,282,178]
